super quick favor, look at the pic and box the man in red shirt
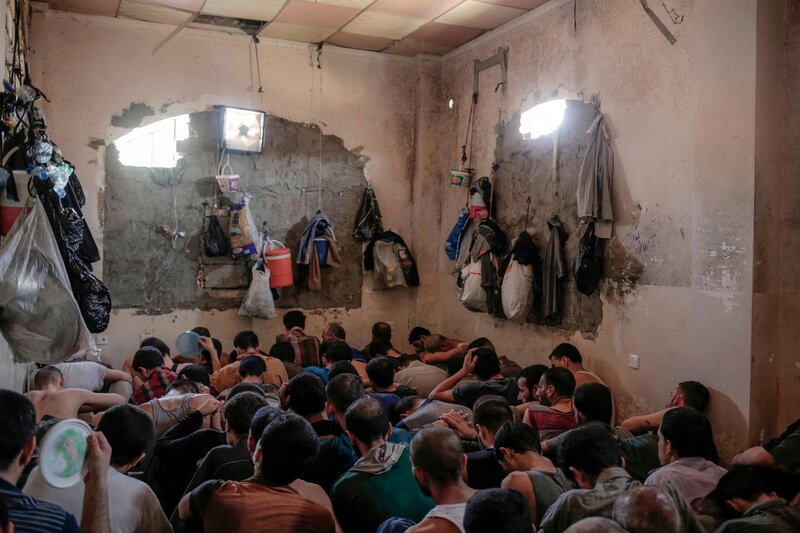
[131,347,177,405]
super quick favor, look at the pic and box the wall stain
[111,102,156,129]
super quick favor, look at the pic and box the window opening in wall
[115,114,190,168]
[519,99,567,140]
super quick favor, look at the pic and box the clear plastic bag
[239,262,276,319]
[0,201,96,363]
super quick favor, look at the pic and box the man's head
[191,327,211,338]
[366,357,395,390]
[96,404,155,471]
[323,341,352,367]
[255,413,319,484]
[658,407,719,465]
[178,365,211,389]
[563,518,627,533]
[345,397,390,452]
[238,355,267,383]
[372,322,391,342]
[366,337,393,359]
[714,467,778,514]
[132,346,164,379]
[227,382,266,400]
[397,352,422,370]
[326,373,365,418]
[408,326,431,352]
[247,406,283,452]
[286,373,326,417]
[233,331,259,356]
[329,361,359,380]
[282,310,306,331]
[574,383,613,425]
[494,423,541,473]
[468,337,495,351]
[517,364,547,403]
[33,366,64,390]
[0,391,36,477]
[223,391,269,444]
[165,379,198,396]
[559,422,622,488]
[612,486,681,533]
[140,336,170,357]
[411,427,465,497]
[670,381,710,412]
[269,342,296,363]
[539,367,576,406]
[463,489,532,533]
[473,348,502,381]
[322,323,346,343]
[473,396,514,447]
[549,343,583,368]
[394,395,425,420]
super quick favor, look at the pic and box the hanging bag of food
[229,198,259,259]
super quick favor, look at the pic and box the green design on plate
[50,428,86,479]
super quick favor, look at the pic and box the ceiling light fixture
[519,99,567,139]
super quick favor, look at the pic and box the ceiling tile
[342,10,426,40]
[370,0,461,20]
[275,1,359,28]
[313,0,373,8]
[118,0,190,24]
[135,0,203,11]
[480,0,550,9]
[261,21,336,43]
[384,39,454,57]
[437,0,526,29]
[407,21,484,48]
[326,31,394,52]
[47,0,120,17]
[202,0,286,21]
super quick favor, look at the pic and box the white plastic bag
[459,261,487,312]
[0,201,96,362]
[501,257,534,321]
[239,263,276,319]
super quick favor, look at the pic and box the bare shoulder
[503,471,532,490]
[407,518,461,533]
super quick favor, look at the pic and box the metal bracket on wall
[473,47,508,101]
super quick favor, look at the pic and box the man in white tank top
[407,427,476,533]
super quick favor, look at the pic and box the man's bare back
[26,388,126,421]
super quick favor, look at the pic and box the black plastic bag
[573,222,604,296]
[353,186,384,242]
[204,215,230,257]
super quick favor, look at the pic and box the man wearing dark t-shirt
[465,397,515,490]
[429,348,519,409]
[286,373,340,438]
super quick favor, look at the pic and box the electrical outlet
[96,334,109,346]
[628,354,640,370]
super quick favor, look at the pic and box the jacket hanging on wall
[577,113,614,239]
[364,231,419,289]
[543,215,567,323]
[297,211,336,264]
[573,221,604,296]
[459,220,506,314]
[353,186,384,242]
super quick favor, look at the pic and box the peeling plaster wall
[27,6,419,369]
[417,0,757,459]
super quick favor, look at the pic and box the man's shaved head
[34,366,63,389]
[564,517,627,533]
[612,486,680,533]
[411,426,463,484]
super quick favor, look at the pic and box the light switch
[96,334,109,346]
[628,354,640,370]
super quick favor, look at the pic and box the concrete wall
[414,0,757,460]
[26,5,419,370]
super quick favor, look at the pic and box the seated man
[238,355,268,385]
[523,367,577,440]
[515,364,548,416]
[286,373,340,438]
[713,467,800,532]
[395,353,448,398]
[408,327,466,365]
[183,391,269,494]
[276,310,321,368]
[406,427,476,533]
[26,366,125,421]
[323,323,366,362]
[270,341,303,379]
[463,488,532,533]
[623,380,710,435]
[367,357,418,398]
[52,360,132,399]
[429,348,519,409]
[733,417,800,473]
[645,407,726,510]
[332,398,433,532]
[0,390,110,533]
[136,379,215,436]
[611,486,681,533]
[371,321,392,345]
[24,404,170,533]
[130,346,178,405]
[494,423,572,526]
[180,413,335,532]
[548,343,607,389]
[365,337,403,361]
[305,341,364,385]
[210,331,289,391]
[538,423,704,533]
[396,397,473,432]
[464,398,514,490]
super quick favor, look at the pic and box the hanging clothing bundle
[499,231,542,321]
[364,231,419,290]
[353,186,384,242]
[543,215,568,324]
[458,220,507,314]
[577,113,614,239]
[297,211,340,290]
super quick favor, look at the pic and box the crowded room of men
[0,0,797,532]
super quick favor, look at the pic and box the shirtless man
[26,366,126,421]
[548,343,606,389]
[621,381,710,434]
[135,379,218,435]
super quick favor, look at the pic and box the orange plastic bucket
[265,247,294,288]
